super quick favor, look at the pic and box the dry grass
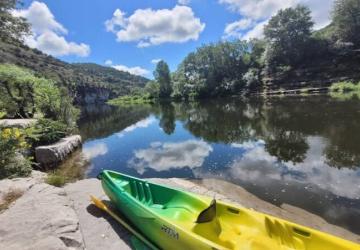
[0,189,24,212]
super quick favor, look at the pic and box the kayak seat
[129,180,155,205]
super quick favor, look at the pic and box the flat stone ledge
[35,135,82,169]
[0,119,37,128]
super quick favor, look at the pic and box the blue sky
[17,0,334,78]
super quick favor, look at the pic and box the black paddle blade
[196,199,216,223]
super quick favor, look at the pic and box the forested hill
[0,39,149,104]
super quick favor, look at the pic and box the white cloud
[231,139,265,149]
[129,140,213,174]
[178,0,191,5]
[105,5,205,47]
[83,143,108,159]
[242,20,268,40]
[117,117,155,138]
[13,1,90,57]
[104,59,113,66]
[220,0,334,40]
[223,19,254,39]
[105,9,126,32]
[151,58,162,64]
[112,64,150,76]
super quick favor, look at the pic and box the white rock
[35,135,82,168]
[0,119,37,128]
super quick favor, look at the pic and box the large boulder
[35,135,82,169]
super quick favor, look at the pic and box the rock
[0,183,84,250]
[35,135,82,169]
[65,179,132,250]
[0,171,46,203]
[0,119,37,128]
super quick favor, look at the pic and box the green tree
[174,40,251,98]
[332,0,360,46]
[154,60,172,98]
[144,80,160,99]
[0,0,30,41]
[264,5,314,68]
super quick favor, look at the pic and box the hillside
[0,39,149,104]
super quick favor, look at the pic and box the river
[75,95,360,234]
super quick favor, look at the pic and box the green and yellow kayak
[100,170,360,250]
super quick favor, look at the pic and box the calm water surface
[77,96,360,234]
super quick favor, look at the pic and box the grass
[108,94,155,106]
[329,81,360,100]
[0,189,24,212]
[46,173,66,187]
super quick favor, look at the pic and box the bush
[34,118,71,145]
[0,128,32,179]
[0,64,79,126]
[330,81,360,92]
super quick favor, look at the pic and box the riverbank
[0,172,358,249]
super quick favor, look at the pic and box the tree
[0,0,30,41]
[174,40,251,98]
[154,60,172,98]
[332,0,360,46]
[264,5,314,68]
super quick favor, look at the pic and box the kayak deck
[102,170,360,250]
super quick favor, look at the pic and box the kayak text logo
[161,224,179,240]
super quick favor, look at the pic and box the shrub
[34,118,71,145]
[0,128,32,179]
[45,173,66,187]
[330,81,360,92]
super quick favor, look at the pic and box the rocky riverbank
[0,172,359,250]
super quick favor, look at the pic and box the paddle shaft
[90,195,159,250]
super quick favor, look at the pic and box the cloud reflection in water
[129,140,213,174]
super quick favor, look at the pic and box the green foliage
[0,0,30,41]
[0,128,32,179]
[173,40,251,99]
[332,0,360,46]
[264,5,314,69]
[0,64,79,125]
[46,173,66,187]
[108,94,154,106]
[0,39,149,100]
[154,61,172,98]
[0,64,38,118]
[329,81,360,100]
[144,80,160,99]
[33,118,71,145]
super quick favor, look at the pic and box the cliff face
[74,86,116,104]
[263,48,360,91]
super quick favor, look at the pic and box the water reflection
[78,96,360,233]
[129,140,212,174]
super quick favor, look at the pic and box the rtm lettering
[161,224,179,240]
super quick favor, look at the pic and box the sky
[15,0,335,78]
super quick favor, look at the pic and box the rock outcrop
[0,174,84,250]
[35,135,82,169]
[0,119,37,128]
